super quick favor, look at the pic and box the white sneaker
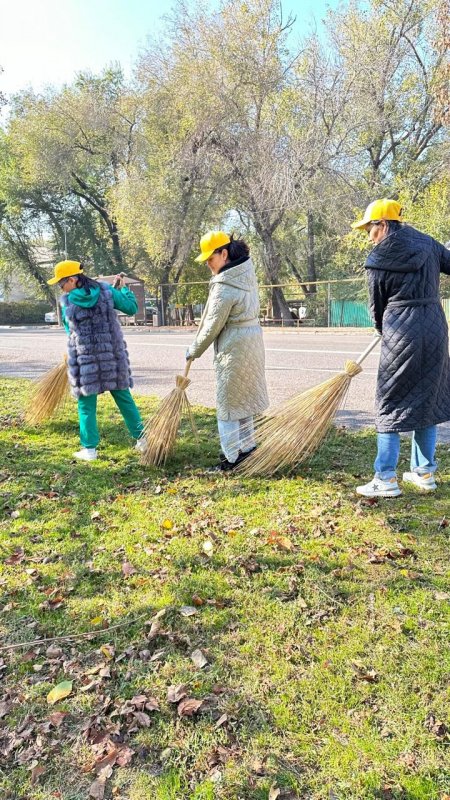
[356,476,402,498]
[135,437,147,453]
[402,471,437,491]
[73,448,98,461]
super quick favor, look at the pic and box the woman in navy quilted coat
[351,199,450,498]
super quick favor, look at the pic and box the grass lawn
[0,378,449,800]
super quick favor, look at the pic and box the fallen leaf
[167,684,187,703]
[90,616,103,625]
[30,763,45,784]
[0,700,11,718]
[177,697,204,716]
[89,778,106,799]
[47,680,73,705]
[269,784,281,800]
[215,713,228,728]
[267,532,293,551]
[121,561,136,577]
[179,606,197,617]
[115,745,134,767]
[48,711,66,727]
[46,645,63,659]
[100,644,115,660]
[192,594,205,606]
[4,547,25,565]
[133,711,151,726]
[202,539,214,557]
[162,518,174,530]
[434,591,449,601]
[191,649,208,668]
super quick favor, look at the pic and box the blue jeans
[217,417,256,463]
[374,426,437,480]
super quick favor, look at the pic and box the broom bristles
[25,359,70,425]
[238,360,362,477]
[140,372,196,467]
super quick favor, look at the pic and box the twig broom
[238,335,381,477]
[140,361,197,467]
[25,357,70,425]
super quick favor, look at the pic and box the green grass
[0,379,449,800]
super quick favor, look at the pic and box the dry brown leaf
[121,561,136,577]
[48,711,66,727]
[192,594,205,606]
[89,778,106,800]
[179,606,197,617]
[215,713,228,728]
[115,745,134,767]
[4,547,25,565]
[0,700,11,718]
[268,784,281,800]
[167,684,187,703]
[133,711,151,727]
[177,697,204,717]
[191,649,208,668]
[434,591,450,601]
[30,763,45,784]
[267,532,293,551]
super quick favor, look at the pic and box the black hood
[365,225,433,274]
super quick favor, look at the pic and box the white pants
[217,416,256,463]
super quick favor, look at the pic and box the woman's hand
[113,274,125,289]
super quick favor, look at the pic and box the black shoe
[220,456,238,472]
[234,446,257,466]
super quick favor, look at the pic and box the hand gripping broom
[25,356,70,425]
[140,360,197,467]
[238,335,381,477]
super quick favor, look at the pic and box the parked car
[44,311,58,324]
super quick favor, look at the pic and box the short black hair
[385,220,403,233]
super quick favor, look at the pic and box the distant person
[186,232,269,470]
[351,199,450,497]
[47,260,145,461]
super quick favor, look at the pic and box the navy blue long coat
[365,225,450,433]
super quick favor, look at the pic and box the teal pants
[78,389,143,449]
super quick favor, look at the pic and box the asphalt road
[1,325,449,443]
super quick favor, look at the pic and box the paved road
[1,326,449,442]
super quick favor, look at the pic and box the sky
[0,0,337,99]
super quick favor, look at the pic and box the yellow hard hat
[351,198,403,230]
[47,260,84,285]
[194,231,231,262]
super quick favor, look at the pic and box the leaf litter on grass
[0,379,449,799]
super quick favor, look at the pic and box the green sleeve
[61,303,69,334]
[110,286,138,316]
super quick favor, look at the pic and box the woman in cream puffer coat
[187,232,268,470]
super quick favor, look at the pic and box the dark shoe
[235,446,257,466]
[220,456,238,472]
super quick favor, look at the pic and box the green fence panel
[330,300,373,327]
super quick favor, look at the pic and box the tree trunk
[307,210,317,293]
[255,222,294,324]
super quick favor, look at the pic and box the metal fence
[150,277,450,328]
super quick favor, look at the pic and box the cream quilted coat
[188,258,269,421]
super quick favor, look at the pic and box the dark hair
[216,235,250,262]
[385,220,403,233]
[75,267,100,294]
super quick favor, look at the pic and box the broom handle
[184,359,192,377]
[355,334,381,366]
